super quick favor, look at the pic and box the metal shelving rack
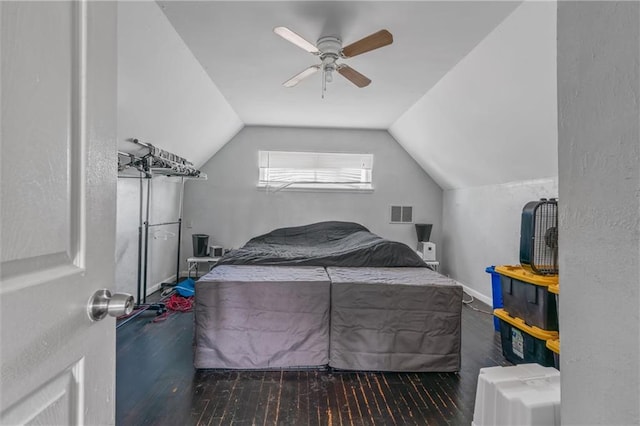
[117,139,206,325]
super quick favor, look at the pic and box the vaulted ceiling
[119,1,557,190]
[158,1,521,130]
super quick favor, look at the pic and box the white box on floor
[472,363,560,426]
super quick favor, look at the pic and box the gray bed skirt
[194,265,331,369]
[326,267,463,372]
[194,265,462,372]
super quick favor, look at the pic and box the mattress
[326,267,463,372]
[194,265,331,369]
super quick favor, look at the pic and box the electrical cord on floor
[160,287,175,298]
[152,294,194,323]
[462,291,493,315]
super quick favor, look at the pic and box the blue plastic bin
[485,266,503,331]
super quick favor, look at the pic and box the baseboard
[146,274,177,297]
[456,280,492,306]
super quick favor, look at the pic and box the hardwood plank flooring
[116,295,508,425]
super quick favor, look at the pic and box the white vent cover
[390,206,413,223]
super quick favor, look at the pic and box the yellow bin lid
[494,308,559,340]
[495,265,558,287]
[546,338,560,354]
[548,284,559,295]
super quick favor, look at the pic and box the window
[258,150,373,191]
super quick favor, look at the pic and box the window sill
[257,184,374,193]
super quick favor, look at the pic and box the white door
[1,2,119,424]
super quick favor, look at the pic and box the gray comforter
[216,221,426,267]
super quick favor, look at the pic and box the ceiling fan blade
[283,65,320,87]
[342,29,393,58]
[274,26,319,54]
[337,65,371,88]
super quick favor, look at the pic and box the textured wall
[181,126,442,261]
[558,2,640,424]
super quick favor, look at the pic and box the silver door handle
[88,289,134,321]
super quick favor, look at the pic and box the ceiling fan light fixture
[325,70,333,83]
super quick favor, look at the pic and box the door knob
[88,289,134,321]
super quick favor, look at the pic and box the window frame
[257,150,374,193]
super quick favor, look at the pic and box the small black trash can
[192,234,209,257]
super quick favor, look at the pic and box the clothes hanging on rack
[118,138,205,178]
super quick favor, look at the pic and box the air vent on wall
[390,205,413,223]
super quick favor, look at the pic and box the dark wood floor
[116,296,508,426]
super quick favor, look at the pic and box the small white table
[424,260,440,272]
[187,256,221,278]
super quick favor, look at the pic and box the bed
[194,221,462,372]
[215,221,427,268]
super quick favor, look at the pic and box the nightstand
[187,256,221,278]
[424,260,440,272]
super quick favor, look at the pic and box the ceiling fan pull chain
[322,67,326,99]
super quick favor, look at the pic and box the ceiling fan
[273,26,393,94]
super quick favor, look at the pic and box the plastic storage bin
[494,308,558,367]
[472,363,561,426]
[485,266,503,331]
[495,265,558,331]
[546,338,560,370]
[548,283,559,325]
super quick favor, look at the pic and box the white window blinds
[258,151,373,191]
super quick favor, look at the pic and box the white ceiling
[158,1,521,130]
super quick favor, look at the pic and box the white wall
[115,1,243,297]
[558,2,640,424]
[117,1,242,168]
[442,178,557,303]
[181,126,443,260]
[389,1,558,301]
[115,177,184,298]
[389,1,557,190]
